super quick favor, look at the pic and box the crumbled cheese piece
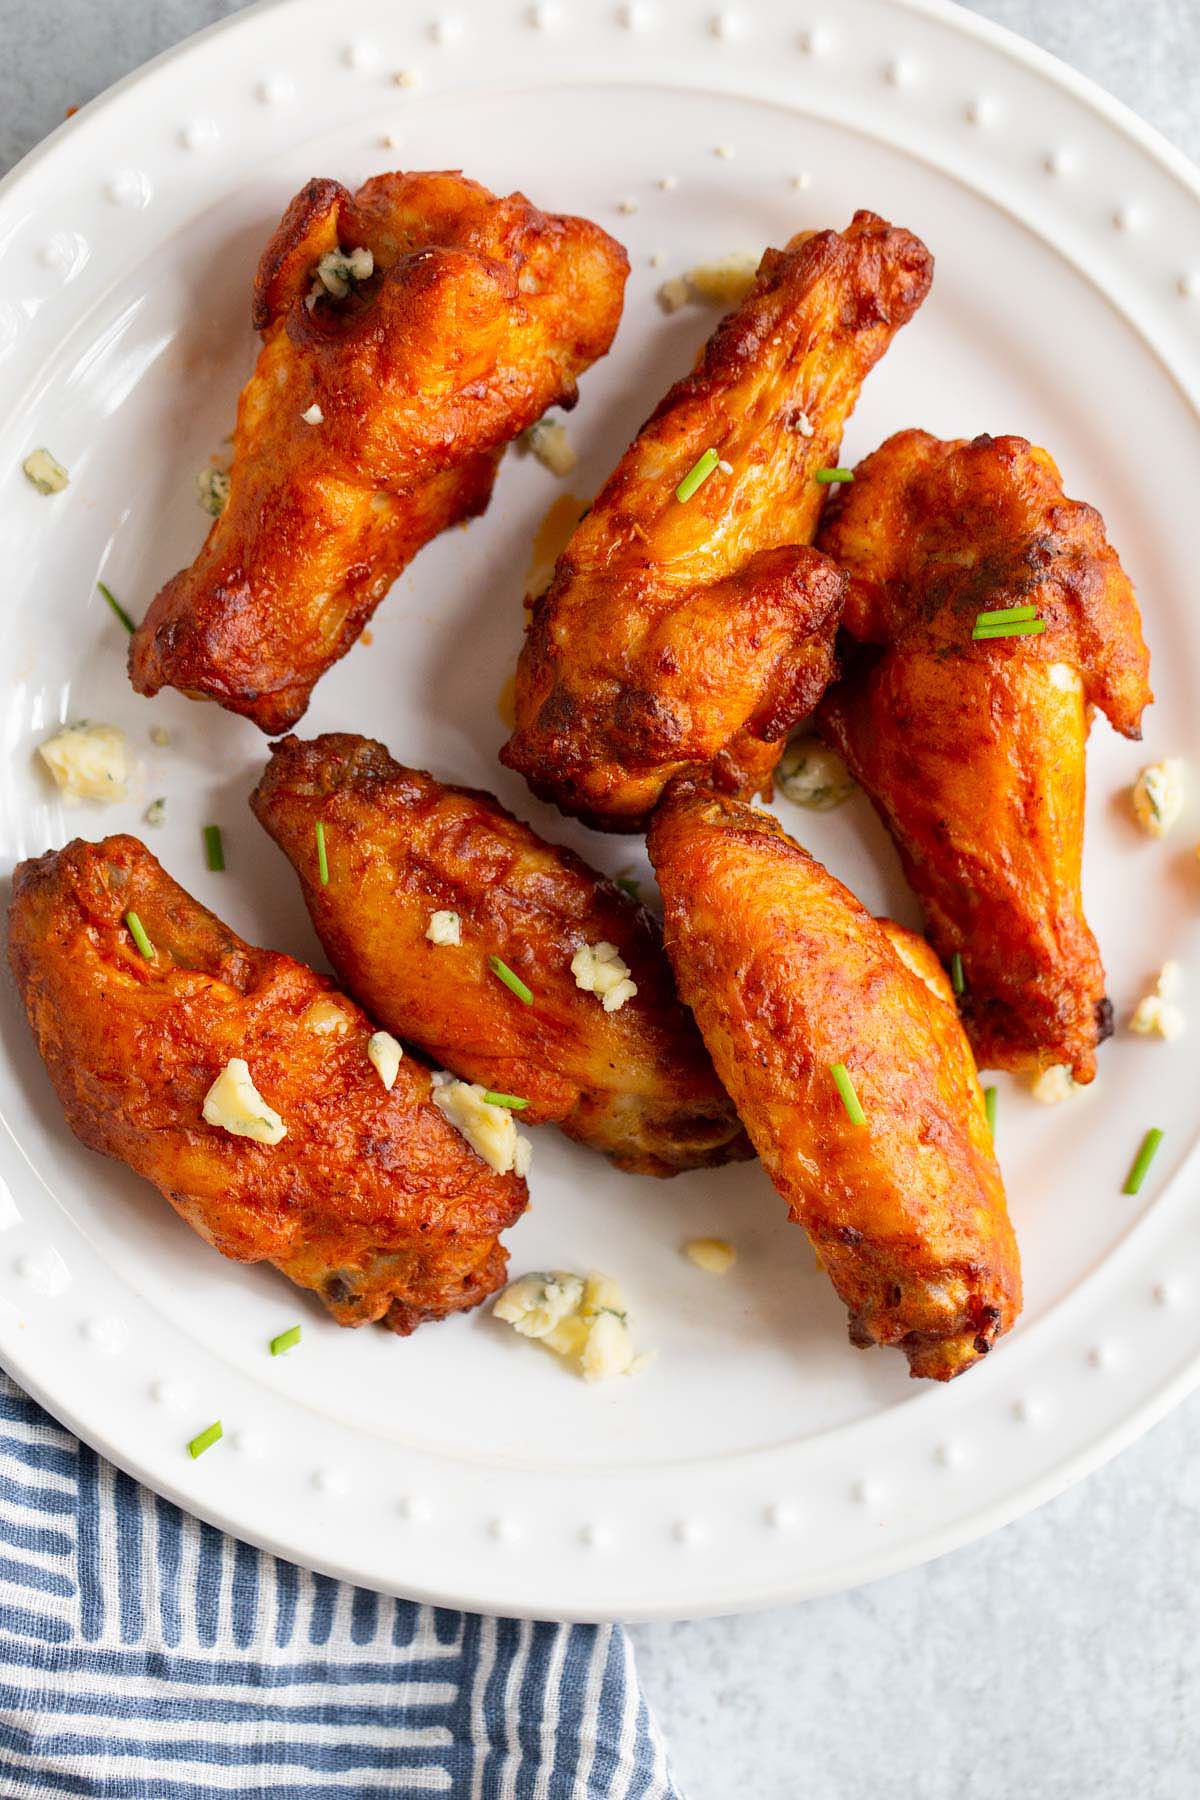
[312,245,374,301]
[493,1268,647,1383]
[202,1057,287,1145]
[431,1073,532,1177]
[426,909,462,946]
[683,1237,737,1275]
[685,252,759,306]
[143,796,167,828]
[656,275,690,314]
[658,174,678,191]
[776,738,856,810]
[38,722,131,803]
[392,67,419,87]
[195,466,231,516]
[1129,962,1185,1041]
[1131,759,1185,838]
[791,170,812,190]
[521,418,577,477]
[301,403,324,425]
[649,250,666,268]
[717,458,734,475]
[303,997,350,1037]
[790,410,815,437]
[571,941,638,1012]
[149,725,171,747]
[616,197,638,215]
[494,1271,585,1338]
[1031,1064,1077,1105]
[22,448,69,494]
[366,1030,404,1091]
[713,143,736,159]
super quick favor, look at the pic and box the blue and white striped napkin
[0,1370,682,1797]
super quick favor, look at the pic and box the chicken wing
[501,210,934,829]
[250,734,750,1176]
[8,835,528,1333]
[647,783,1021,1380]
[129,170,629,732]
[817,429,1152,1081]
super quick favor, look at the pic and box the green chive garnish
[972,616,1046,641]
[269,1325,302,1357]
[125,910,155,960]
[975,605,1038,626]
[815,468,854,484]
[950,952,965,996]
[1123,1127,1164,1196]
[187,1420,222,1459]
[615,876,641,901]
[315,819,329,886]
[488,955,533,1005]
[675,447,720,503]
[482,1091,529,1110]
[829,1061,866,1126]
[97,580,136,634]
[203,825,225,872]
[984,1085,997,1136]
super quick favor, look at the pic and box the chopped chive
[974,604,1038,627]
[203,824,225,872]
[269,1325,302,1356]
[125,910,155,960]
[950,952,965,996]
[187,1420,222,1459]
[1123,1126,1164,1196]
[815,467,854,484]
[315,819,329,886]
[972,618,1046,641]
[829,1061,866,1126]
[488,954,533,1005]
[615,876,641,901]
[983,1085,997,1136]
[482,1091,529,1110]
[675,447,720,503]
[97,580,136,634]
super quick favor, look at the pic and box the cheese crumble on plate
[1129,962,1185,1041]
[38,723,131,804]
[776,738,857,810]
[1130,758,1184,838]
[493,1270,651,1383]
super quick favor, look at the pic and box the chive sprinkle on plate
[675,447,720,503]
[488,955,534,1005]
[125,910,155,960]
[950,951,965,995]
[815,467,854,484]
[984,1085,998,1136]
[203,824,225,872]
[829,1061,866,1126]
[187,1420,223,1459]
[482,1091,529,1110]
[97,580,136,634]
[315,819,329,886]
[1123,1126,1165,1196]
[269,1325,302,1357]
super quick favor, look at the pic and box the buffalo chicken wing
[8,836,527,1333]
[648,783,1022,1380]
[501,210,933,828]
[130,170,629,732]
[250,734,750,1175]
[818,430,1152,1081]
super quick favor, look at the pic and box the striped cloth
[0,1370,681,1798]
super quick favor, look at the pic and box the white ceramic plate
[1,0,1199,1622]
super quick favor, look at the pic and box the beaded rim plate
[1,0,1199,1619]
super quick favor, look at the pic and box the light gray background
[3,3,1196,1795]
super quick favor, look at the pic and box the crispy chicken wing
[647,783,1021,1380]
[818,430,1152,1081]
[8,835,527,1333]
[501,210,934,829]
[250,734,750,1176]
[129,170,629,732]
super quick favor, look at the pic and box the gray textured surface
[3,3,1198,1795]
